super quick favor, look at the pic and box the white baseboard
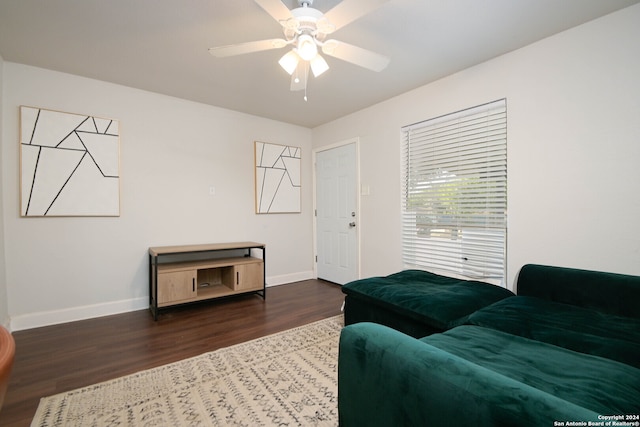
[266,271,315,287]
[9,271,317,331]
[10,297,148,332]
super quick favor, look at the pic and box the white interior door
[315,142,358,284]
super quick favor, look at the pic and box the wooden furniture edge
[149,242,265,256]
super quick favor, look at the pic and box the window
[401,99,507,285]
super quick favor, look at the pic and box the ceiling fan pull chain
[304,62,309,101]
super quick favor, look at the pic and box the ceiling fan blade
[323,0,390,31]
[322,40,389,72]
[254,0,293,23]
[208,39,288,57]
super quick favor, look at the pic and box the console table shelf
[149,242,266,320]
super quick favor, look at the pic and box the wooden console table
[149,242,266,320]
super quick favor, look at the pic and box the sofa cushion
[517,264,640,318]
[342,269,514,331]
[467,296,640,368]
[339,323,602,426]
[421,325,640,416]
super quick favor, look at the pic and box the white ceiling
[1,0,638,128]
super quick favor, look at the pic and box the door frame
[312,137,361,282]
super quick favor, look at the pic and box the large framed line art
[254,141,301,214]
[20,106,120,217]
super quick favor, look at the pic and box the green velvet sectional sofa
[338,264,640,426]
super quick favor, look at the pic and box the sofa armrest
[516,264,640,318]
[338,323,600,427]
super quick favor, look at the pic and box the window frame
[401,99,507,285]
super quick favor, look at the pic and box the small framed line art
[20,106,121,217]
[254,141,301,214]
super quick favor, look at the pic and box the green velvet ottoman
[342,269,514,337]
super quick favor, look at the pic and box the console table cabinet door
[235,262,264,291]
[158,270,197,306]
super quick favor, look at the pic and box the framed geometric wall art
[254,141,301,214]
[20,106,120,217]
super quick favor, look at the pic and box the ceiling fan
[208,0,390,99]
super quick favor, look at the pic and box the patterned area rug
[32,315,343,426]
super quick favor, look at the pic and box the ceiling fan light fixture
[310,54,329,77]
[209,0,392,100]
[278,50,300,75]
[296,34,317,61]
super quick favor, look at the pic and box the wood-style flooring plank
[0,279,344,426]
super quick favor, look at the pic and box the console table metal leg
[149,254,159,321]
[263,246,267,299]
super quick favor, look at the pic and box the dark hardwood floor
[0,279,345,426]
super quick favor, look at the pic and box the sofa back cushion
[467,296,640,367]
[516,264,640,318]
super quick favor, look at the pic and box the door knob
[349,222,356,228]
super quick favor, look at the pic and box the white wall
[2,64,313,330]
[0,53,8,328]
[3,5,639,329]
[312,4,640,290]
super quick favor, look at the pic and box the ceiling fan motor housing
[287,5,331,43]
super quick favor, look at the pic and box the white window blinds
[401,99,507,284]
